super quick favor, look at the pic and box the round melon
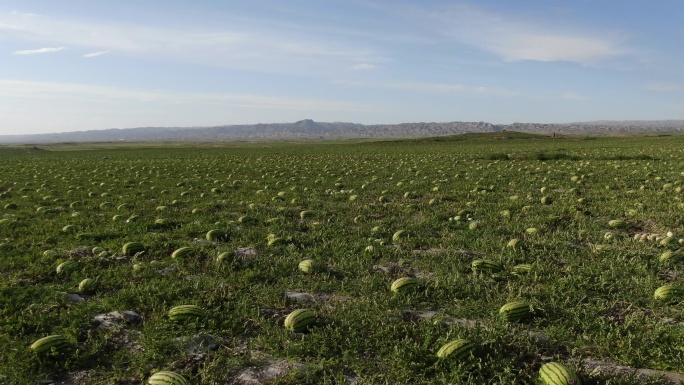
[205,229,227,242]
[471,259,503,274]
[172,247,194,259]
[608,219,627,229]
[300,210,314,219]
[392,230,407,242]
[284,309,316,332]
[436,338,475,359]
[148,371,189,385]
[390,277,420,294]
[216,251,232,264]
[298,259,316,273]
[122,242,145,256]
[30,334,73,355]
[654,284,683,303]
[56,260,79,275]
[168,305,205,322]
[539,362,581,385]
[78,278,97,294]
[499,301,533,323]
[512,264,533,275]
[92,246,106,255]
[507,238,522,248]
[659,250,682,263]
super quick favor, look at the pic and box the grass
[0,133,683,384]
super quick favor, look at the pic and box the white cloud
[12,46,65,55]
[0,12,380,74]
[644,83,681,92]
[401,4,626,64]
[332,79,517,96]
[561,91,586,101]
[0,79,370,112]
[351,63,376,70]
[83,50,110,58]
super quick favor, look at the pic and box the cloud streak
[397,3,627,64]
[83,50,110,58]
[0,79,370,112]
[12,46,65,55]
[332,79,518,96]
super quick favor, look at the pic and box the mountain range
[1,119,683,144]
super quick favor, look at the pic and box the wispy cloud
[561,91,587,101]
[0,79,370,112]
[644,83,681,92]
[0,12,381,74]
[83,50,110,58]
[396,3,627,65]
[332,79,518,96]
[351,63,376,71]
[12,46,65,55]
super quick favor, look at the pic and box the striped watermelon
[300,210,314,219]
[30,334,73,355]
[56,260,79,275]
[172,247,194,259]
[608,219,627,229]
[78,278,97,294]
[168,305,205,322]
[471,259,503,274]
[659,251,682,263]
[205,229,227,241]
[392,230,407,242]
[507,238,522,248]
[267,237,286,247]
[284,309,316,332]
[148,371,188,385]
[539,362,581,385]
[122,242,145,256]
[391,277,420,294]
[499,301,533,323]
[298,259,316,273]
[654,284,683,302]
[216,252,232,263]
[512,264,533,275]
[436,338,475,359]
[92,247,106,255]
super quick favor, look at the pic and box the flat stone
[284,291,315,301]
[583,358,684,383]
[236,360,303,385]
[175,334,220,354]
[64,293,85,302]
[235,247,257,259]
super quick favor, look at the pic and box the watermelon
[608,219,627,229]
[30,335,73,355]
[512,264,533,275]
[284,309,316,332]
[539,362,581,385]
[148,371,188,385]
[216,252,232,263]
[659,251,682,263]
[56,260,79,275]
[499,301,533,323]
[390,277,420,294]
[122,242,145,256]
[205,229,227,242]
[267,237,286,247]
[540,196,553,205]
[171,247,194,259]
[298,259,316,273]
[300,210,314,219]
[392,230,407,242]
[471,259,502,274]
[168,305,205,322]
[654,284,683,302]
[78,278,97,294]
[92,246,106,255]
[507,238,521,248]
[436,338,475,359]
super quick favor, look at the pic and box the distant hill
[1,119,682,144]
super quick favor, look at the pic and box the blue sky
[1,0,682,134]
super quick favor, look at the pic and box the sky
[1,0,683,134]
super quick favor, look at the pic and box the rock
[175,334,221,355]
[284,291,315,302]
[92,310,141,328]
[64,293,85,302]
[235,247,257,259]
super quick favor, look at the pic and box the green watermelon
[471,259,502,274]
[30,335,73,355]
[499,301,533,323]
[300,210,314,219]
[171,247,194,259]
[205,229,227,241]
[78,278,97,294]
[654,284,683,302]
[284,309,316,332]
[148,371,189,385]
[512,264,533,276]
[392,230,407,242]
[390,277,420,294]
[436,338,475,359]
[539,362,581,385]
[608,219,627,229]
[168,305,205,322]
[56,260,79,275]
[122,242,145,256]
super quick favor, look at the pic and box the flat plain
[1,132,684,384]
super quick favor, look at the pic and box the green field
[1,133,684,384]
